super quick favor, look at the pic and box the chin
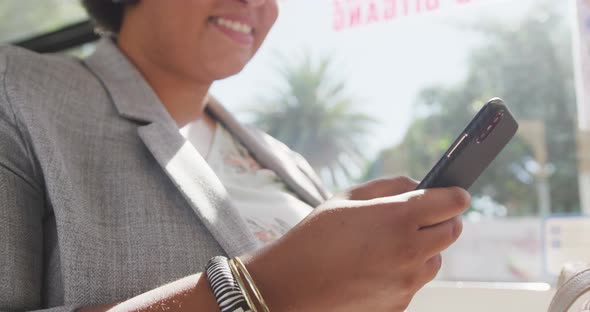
[213,67,246,80]
[209,58,251,80]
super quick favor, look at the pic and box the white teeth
[215,17,253,34]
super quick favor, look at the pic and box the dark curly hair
[81,0,139,34]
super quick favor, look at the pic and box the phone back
[417,99,519,190]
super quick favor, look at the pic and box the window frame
[12,20,98,53]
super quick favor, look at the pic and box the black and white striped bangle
[206,256,253,312]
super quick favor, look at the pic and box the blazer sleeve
[0,46,130,312]
[0,50,47,311]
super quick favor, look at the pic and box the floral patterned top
[181,122,313,245]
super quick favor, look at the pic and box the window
[0,0,87,42]
[1,0,587,304]
[212,0,583,286]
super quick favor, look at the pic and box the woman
[0,0,470,311]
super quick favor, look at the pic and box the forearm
[79,273,218,312]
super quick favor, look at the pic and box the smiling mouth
[209,16,255,35]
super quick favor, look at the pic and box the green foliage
[366,1,579,216]
[248,54,374,187]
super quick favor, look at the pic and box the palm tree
[248,54,374,188]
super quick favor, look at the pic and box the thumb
[344,176,418,201]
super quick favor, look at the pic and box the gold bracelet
[233,256,270,312]
[228,258,258,312]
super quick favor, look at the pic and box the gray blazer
[0,37,329,311]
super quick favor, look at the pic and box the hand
[244,177,471,312]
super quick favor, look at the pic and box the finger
[417,216,463,258]
[346,176,418,200]
[402,187,471,227]
[399,254,442,297]
[421,254,443,283]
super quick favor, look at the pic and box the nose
[240,0,266,6]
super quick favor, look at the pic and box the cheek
[255,4,279,44]
[268,3,280,31]
[268,1,280,25]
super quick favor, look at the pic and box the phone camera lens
[492,111,504,125]
[477,111,504,144]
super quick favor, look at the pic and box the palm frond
[248,53,375,187]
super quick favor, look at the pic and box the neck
[117,35,212,127]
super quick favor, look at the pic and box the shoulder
[0,44,90,85]
[0,44,102,109]
[0,44,109,126]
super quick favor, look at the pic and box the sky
[210,0,558,159]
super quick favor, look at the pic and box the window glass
[212,0,582,284]
[0,0,584,286]
[0,0,87,42]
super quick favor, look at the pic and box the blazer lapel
[83,38,259,256]
[207,97,330,207]
[137,123,259,256]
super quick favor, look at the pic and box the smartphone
[416,98,519,190]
